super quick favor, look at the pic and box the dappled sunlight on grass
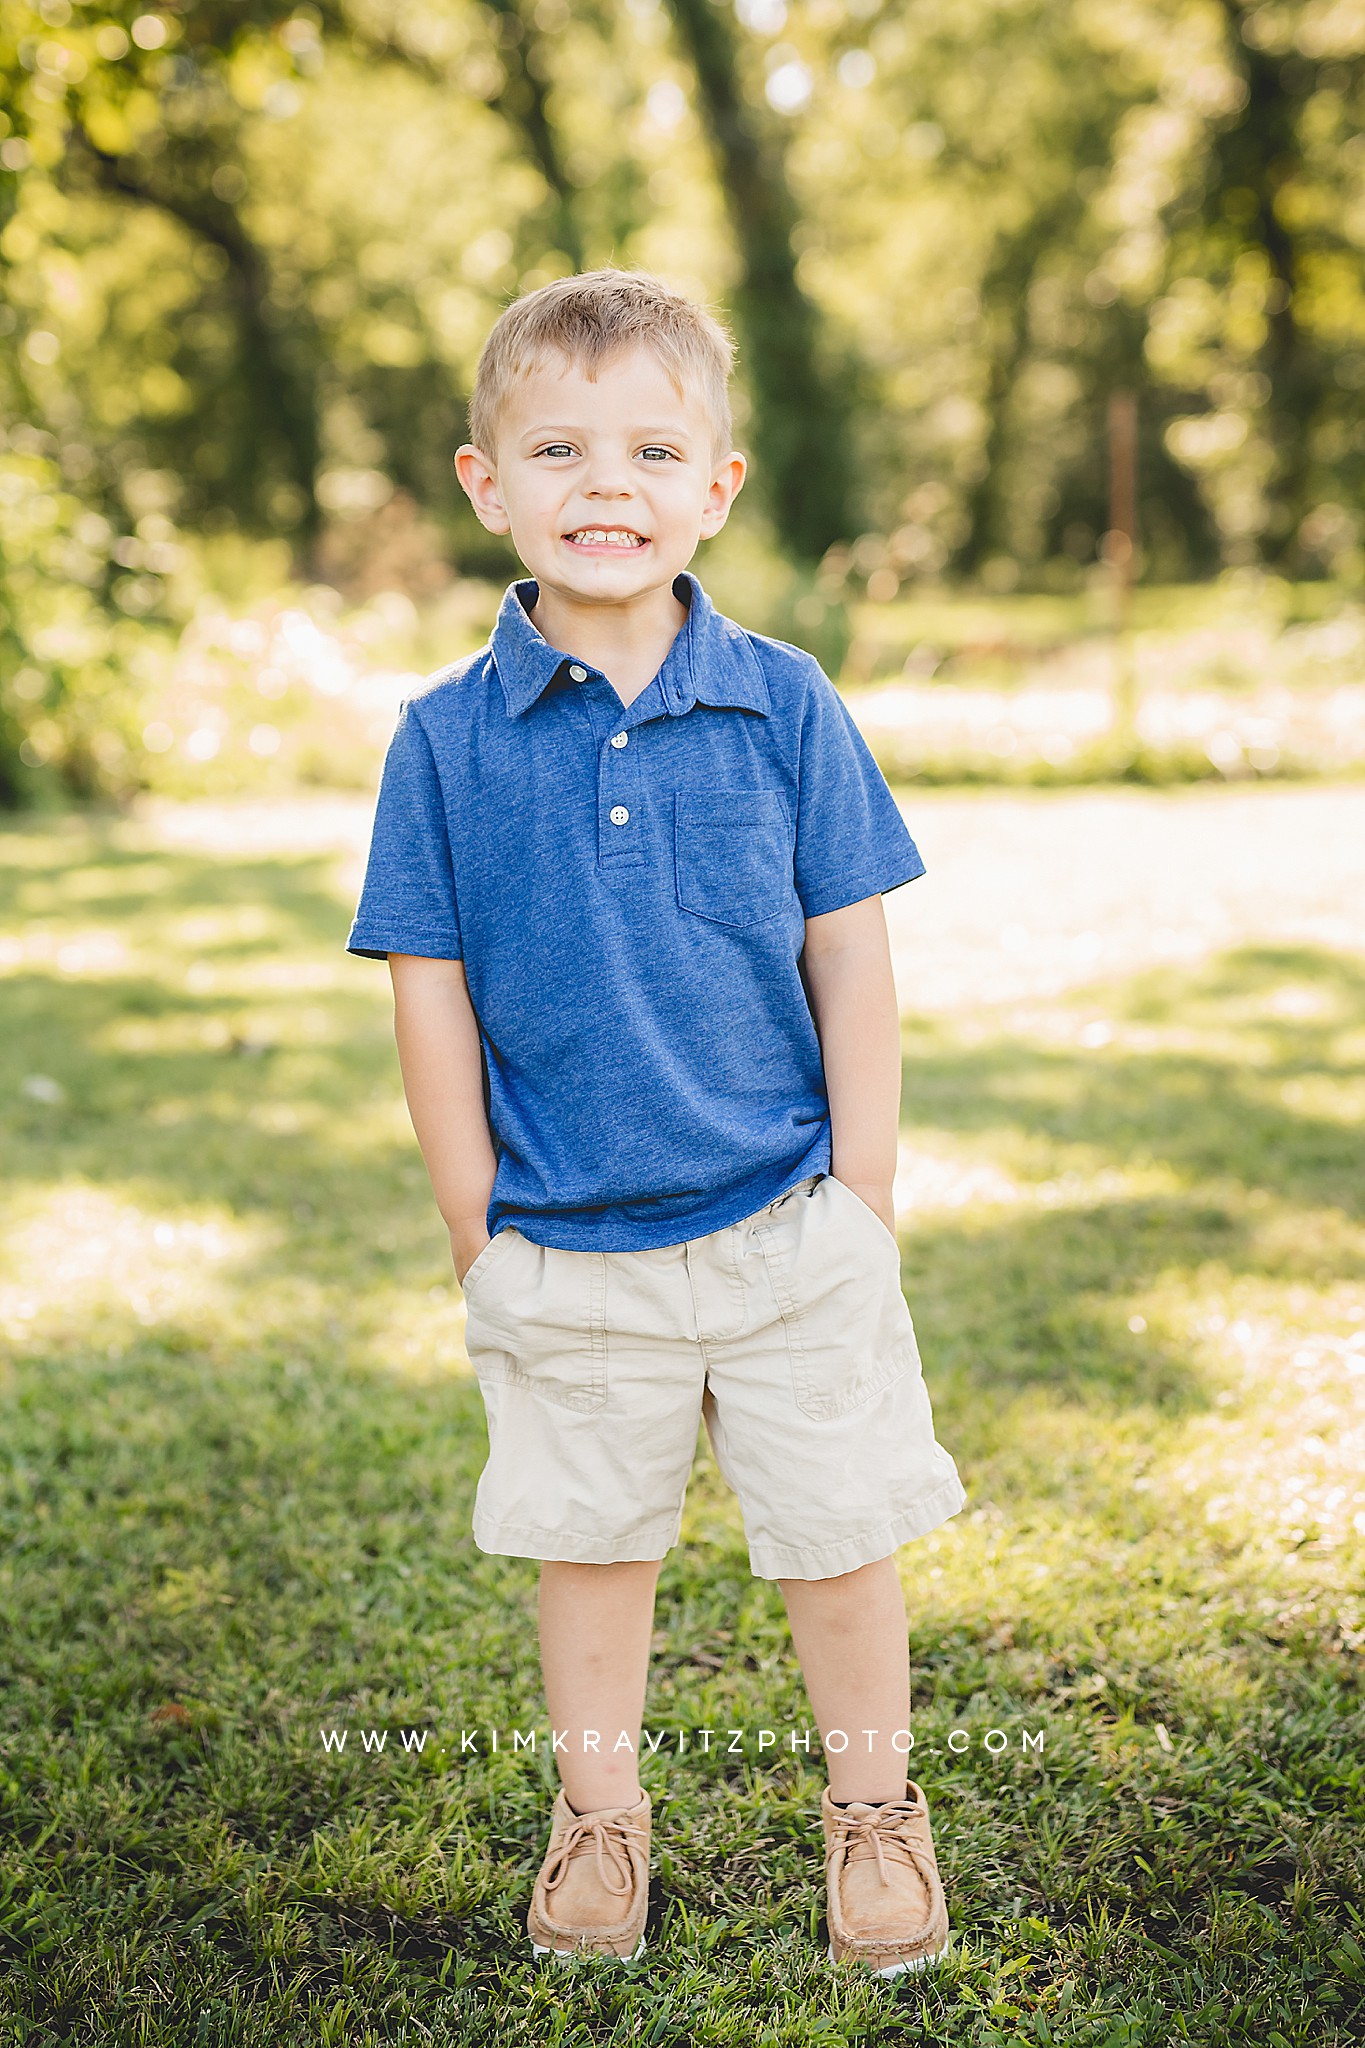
[343,1280,478,1389]
[0,1182,273,1355]
[891,956,1364,1611]
[1166,1306,1365,1553]
[2,787,1363,2035]
[889,785,1365,1012]
[2,788,1361,1523]
[893,1139,1032,1215]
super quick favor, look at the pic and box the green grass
[1,796,1363,2045]
[849,575,1359,667]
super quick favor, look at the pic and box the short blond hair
[467,268,735,463]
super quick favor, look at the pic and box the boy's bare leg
[538,1558,663,1814]
[778,1556,911,1803]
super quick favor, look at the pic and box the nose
[581,447,634,499]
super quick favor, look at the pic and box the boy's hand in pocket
[450,1221,492,1289]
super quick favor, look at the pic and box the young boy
[346,270,967,1976]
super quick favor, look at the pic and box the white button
[609,805,630,826]
[610,731,628,749]
[568,664,588,682]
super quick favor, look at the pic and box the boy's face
[454,344,746,607]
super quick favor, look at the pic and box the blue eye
[640,446,678,461]
[537,443,575,458]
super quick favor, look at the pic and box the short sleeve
[792,664,926,919]
[345,700,463,960]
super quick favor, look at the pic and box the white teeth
[567,529,645,547]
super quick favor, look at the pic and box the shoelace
[541,1811,650,1900]
[829,1798,937,1893]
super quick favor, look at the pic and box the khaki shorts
[459,1171,967,1581]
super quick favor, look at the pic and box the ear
[698,451,747,540]
[454,444,510,534]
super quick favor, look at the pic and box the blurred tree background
[2,0,1364,805]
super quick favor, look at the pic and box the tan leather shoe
[527,1788,652,1961]
[821,1782,950,1977]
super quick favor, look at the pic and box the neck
[527,575,690,705]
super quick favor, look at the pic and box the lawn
[1,785,1363,2046]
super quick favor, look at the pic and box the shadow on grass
[902,945,1365,1223]
[0,825,356,925]
[3,956,409,1236]
[1,912,1360,1410]
[0,838,424,1267]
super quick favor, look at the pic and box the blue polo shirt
[346,571,925,1251]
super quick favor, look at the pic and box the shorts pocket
[757,1175,918,1421]
[462,1234,608,1414]
[674,787,791,928]
[459,1225,516,1298]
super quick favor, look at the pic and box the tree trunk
[1209,1,1322,562]
[77,133,322,554]
[482,0,586,272]
[664,0,853,561]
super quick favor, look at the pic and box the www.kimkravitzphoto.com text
[317,1721,1049,1762]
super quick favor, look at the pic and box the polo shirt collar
[491,570,771,720]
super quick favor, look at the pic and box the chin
[541,558,680,599]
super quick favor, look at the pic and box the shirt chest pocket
[674,788,792,929]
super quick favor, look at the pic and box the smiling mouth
[563,528,649,548]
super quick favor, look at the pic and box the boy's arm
[387,953,498,1285]
[801,894,901,1240]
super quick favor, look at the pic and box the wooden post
[1104,390,1138,757]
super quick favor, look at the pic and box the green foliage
[3,0,1365,805]
[0,446,179,803]
[701,513,854,675]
